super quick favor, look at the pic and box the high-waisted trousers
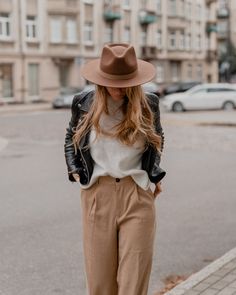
[80,175,157,295]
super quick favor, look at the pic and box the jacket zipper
[78,145,90,181]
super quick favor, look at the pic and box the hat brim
[80,59,156,88]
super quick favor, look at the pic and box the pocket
[80,182,98,222]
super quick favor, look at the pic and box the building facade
[0,0,218,103]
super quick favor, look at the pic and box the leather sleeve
[146,93,166,184]
[147,93,165,153]
[64,95,81,182]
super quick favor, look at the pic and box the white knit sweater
[79,96,152,191]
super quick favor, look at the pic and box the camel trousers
[80,175,157,295]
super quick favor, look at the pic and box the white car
[162,83,236,112]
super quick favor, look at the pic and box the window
[185,33,191,50]
[191,88,207,95]
[179,0,185,17]
[197,4,202,20]
[140,28,147,46]
[156,64,164,83]
[218,21,228,38]
[156,30,162,49]
[186,1,191,19]
[26,16,37,40]
[124,26,131,43]
[123,0,130,8]
[84,21,93,44]
[66,18,77,44]
[0,13,11,39]
[0,64,13,98]
[156,0,162,11]
[196,64,203,81]
[187,64,192,79]
[169,31,176,49]
[171,62,179,82]
[179,31,185,50]
[206,88,234,92]
[141,0,147,9]
[169,0,177,16]
[50,18,62,43]
[59,64,69,87]
[104,26,113,43]
[219,42,227,55]
[196,34,201,51]
[28,64,39,96]
[218,0,227,9]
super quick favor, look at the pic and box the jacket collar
[79,90,95,112]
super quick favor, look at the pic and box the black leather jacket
[64,90,166,185]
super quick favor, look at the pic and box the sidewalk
[0,101,52,115]
[164,247,236,295]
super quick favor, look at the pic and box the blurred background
[0,0,234,104]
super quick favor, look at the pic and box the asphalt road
[0,108,236,295]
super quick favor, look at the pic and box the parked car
[163,81,201,96]
[52,85,95,108]
[142,82,164,97]
[162,83,236,112]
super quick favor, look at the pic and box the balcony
[206,49,218,62]
[103,4,121,22]
[206,24,218,34]
[206,0,216,5]
[139,10,157,25]
[217,8,230,19]
[140,46,157,60]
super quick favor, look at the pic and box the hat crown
[100,43,138,76]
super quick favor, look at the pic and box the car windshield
[186,85,205,94]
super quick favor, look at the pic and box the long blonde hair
[72,85,162,155]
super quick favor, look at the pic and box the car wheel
[172,102,184,112]
[222,101,235,111]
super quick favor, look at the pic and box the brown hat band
[99,69,138,80]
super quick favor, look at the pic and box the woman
[64,43,166,295]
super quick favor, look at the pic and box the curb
[164,247,236,295]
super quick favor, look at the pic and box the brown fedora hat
[80,43,156,88]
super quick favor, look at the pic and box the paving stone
[211,280,230,290]
[222,274,236,283]
[200,288,219,295]
[217,287,236,295]
[228,279,236,288]
[183,290,200,295]
[192,282,210,292]
[224,260,236,270]
[214,268,232,277]
[201,275,221,285]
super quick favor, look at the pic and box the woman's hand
[154,181,162,198]
[72,173,80,182]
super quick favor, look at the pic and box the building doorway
[0,64,14,102]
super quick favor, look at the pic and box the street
[0,108,236,295]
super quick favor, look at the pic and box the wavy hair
[72,85,162,155]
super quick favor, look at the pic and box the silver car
[162,83,236,112]
[52,85,95,108]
